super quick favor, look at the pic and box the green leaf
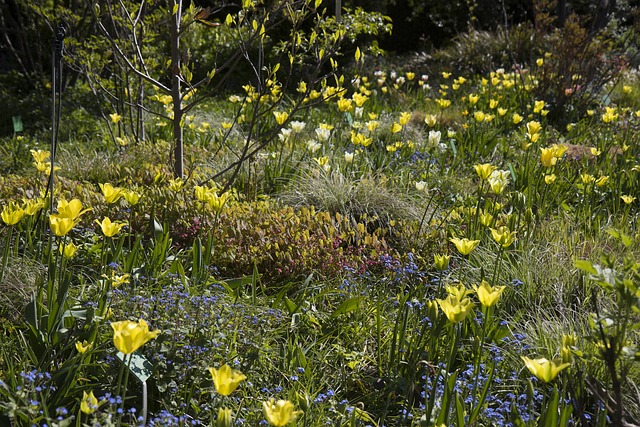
[330,296,363,318]
[574,259,597,275]
[455,392,465,426]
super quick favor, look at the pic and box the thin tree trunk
[170,0,183,178]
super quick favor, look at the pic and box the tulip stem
[491,246,504,285]
[0,226,12,285]
[118,354,133,421]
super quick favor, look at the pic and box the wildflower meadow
[0,1,639,426]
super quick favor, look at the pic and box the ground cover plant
[1,1,640,426]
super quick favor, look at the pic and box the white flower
[344,152,355,163]
[315,127,331,142]
[415,181,428,192]
[279,128,292,141]
[428,130,442,147]
[306,140,321,153]
[355,107,363,119]
[290,121,306,133]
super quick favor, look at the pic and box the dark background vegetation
[0,0,639,135]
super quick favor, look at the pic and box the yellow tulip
[424,114,437,127]
[512,113,523,124]
[57,199,90,220]
[351,92,369,107]
[433,254,450,271]
[399,112,412,126]
[521,356,570,382]
[450,237,480,255]
[621,195,636,205]
[99,183,124,204]
[474,163,496,181]
[216,407,234,427]
[30,149,50,163]
[444,284,471,303]
[23,199,45,216]
[110,112,122,124]
[390,122,402,133]
[122,189,141,206]
[435,98,451,109]
[80,390,99,414]
[436,295,475,323]
[76,340,92,354]
[474,111,486,122]
[1,204,25,226]
[490,226,516,248]
[336,98,353,112]
[49,215,76,237]
[206,191,232,213]
[601,107,618,123]
[274,111,289,125]
[95,217,127,237]
[526,120,542,135]
[540,147,557,168]
[474,280,505,307]
[208,364,247,396]
[60,242,78,258]
[110,319,160,354]
[167,178,184,192]
[263,398,303,427]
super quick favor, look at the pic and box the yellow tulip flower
[351,92,368,107]
[424,114,437,127]
[23,199,45,216]
[433,254,450,271]
[60,242,78,258]
[490,226,516,248]
[445,283,472,300]
[167,178,184,193]
[122,189,141,206]
[621,195,636,205]
[57,199,90,220]
[110,319,160,354]
[436,295,475,323]
[208,364,247,396]
[110,112,122,124]
[521,356,570,382]
[30,149,51,163]
[399,112,412,126]
[99,183,124,204]
[76,340,92,354]
[512,113,523,124]
[474,280,505,307]
[526,120,542,135]
[474,163,496,181]
[95,217,127,237]
[540,147,557,167]
[274,111,289,125]
[263,398,303,426]
[336,98,353,112]
[216,407,234,427]
[450,237,480,255]
[80,390,99,414]
[49,215,76,237]
[1,204,25,226]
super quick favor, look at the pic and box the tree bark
[170,0,183,178]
